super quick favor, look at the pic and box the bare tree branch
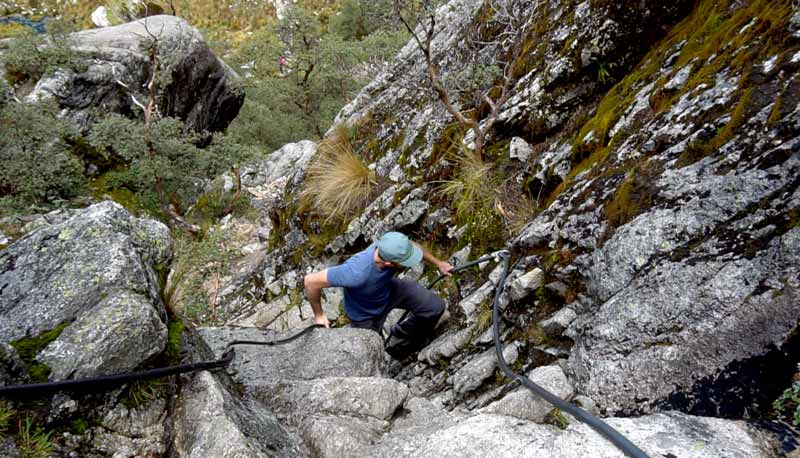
[392,0,534,159]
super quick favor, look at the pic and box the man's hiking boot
[385,327,431,361]
[388,322,411,339]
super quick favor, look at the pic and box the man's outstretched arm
[304,270,331,327]
[414,242,454,276]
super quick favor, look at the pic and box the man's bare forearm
[305,285,324,317]
[414,242,453,274]
[304,271,331,327]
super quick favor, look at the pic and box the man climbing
[304,231,453,358]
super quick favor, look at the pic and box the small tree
[93,17,253,228]
[392,0,535,159]
[0,101,85,214]
[332,0,398,40]
[227,6,408,151]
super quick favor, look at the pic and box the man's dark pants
[349,278,445,343]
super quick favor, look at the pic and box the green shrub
[168,226,240,325]
[226,7,407,152]
[0,22,28,39]
[87,115,253,216]
[331,0,398,40]
[773,379,800,426]
[0,101,86,215]
[2,28,82,83]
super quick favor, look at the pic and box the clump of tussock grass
[302,128,375,222]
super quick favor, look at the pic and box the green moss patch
[603,161,661,229]
[546,0,795,208]
[10,322,69,383]
[164,315,185,363]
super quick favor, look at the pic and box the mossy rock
[10,322,69,383]
[603,162,661,229]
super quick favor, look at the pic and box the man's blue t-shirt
[327,244,395,321]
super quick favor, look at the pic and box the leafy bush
[0,101,85,214]
[773,379,800,426]
[301,130,374,222]
[226,5,408,152]
[2,27,82,83]
[87,115,253,215]
[331,0,397,40]
[168,226,240,325]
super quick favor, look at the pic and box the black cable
[0,351,234,399]
[426,253,498,289]
[0,324,323,400]
[223,323,323,351]
[490,251,651,458]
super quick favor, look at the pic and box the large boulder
[0,200,172,380]
[22,15,243,133]
[199,327,385,398]
[173,371,305,458]
[361,406,774,458]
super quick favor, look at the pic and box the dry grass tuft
[302,130,374,222]
[496,178,540,236]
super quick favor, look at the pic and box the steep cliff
[221,0,799,455]
[0,1,797,457]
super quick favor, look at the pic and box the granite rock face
[199,327,384,396]
[481,364,575,423]
[173,371,305,458]
[0,201,171,380]
[272,376,408,424]
[39,290,167,380]
[1,0,796,456]
[360,409,775,458]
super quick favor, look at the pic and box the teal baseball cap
[376,232,423,267]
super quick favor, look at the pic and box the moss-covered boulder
[0,200,172,380]
[20,15,243,134]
